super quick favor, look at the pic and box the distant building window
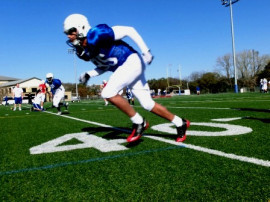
[32,88,37,92]
[22,88,26,93]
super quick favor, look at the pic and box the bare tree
[216,49,270,79]
[188,71,204,82]
[216,54,233,79]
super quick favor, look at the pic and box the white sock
[130,113,143,124]
[172,115,183,127]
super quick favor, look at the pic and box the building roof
[0,75,20,81]
[0,77,41,87]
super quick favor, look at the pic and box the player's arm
[112,26,153,64]
[79,68,106,85]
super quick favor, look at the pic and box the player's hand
[79,72,90,85]
[142,50,154,65]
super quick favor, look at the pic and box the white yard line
[44,111,270,167]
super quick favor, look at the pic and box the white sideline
[44,111,270,167]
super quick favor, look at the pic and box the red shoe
[176,119,190,142]
[127,119,149,143]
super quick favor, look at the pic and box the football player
[45,73,68,115]
[31,90,44,111]
[126,86,135,105]
[63,14,190,142]
[39,80,47,110]
[101,80,109,106]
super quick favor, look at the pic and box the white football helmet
[63,14,91,38]
[46,73,54,84]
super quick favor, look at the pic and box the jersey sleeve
[87,24,115,48]
[54,79,62,88]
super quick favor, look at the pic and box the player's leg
[13,98,17,111]
[104,98,108,106]
[130,68,189,142]
[41,93,45,110]
[102,54,147,142]
[53,90,64,115]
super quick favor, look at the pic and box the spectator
[262,78,268,93]
[12,83,23,111]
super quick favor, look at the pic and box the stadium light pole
[68,48,78,98]
[221,0,239,93]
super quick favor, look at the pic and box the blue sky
[0,0,269,85]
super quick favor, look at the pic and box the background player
[126,86,135,105]
[45,73,68,115]
[101,80,109,106]
[39,80,47,110]
[63,14,189,143]
[30,90,44,111]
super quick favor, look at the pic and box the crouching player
[31,90,44,111]
[45,73,68,115]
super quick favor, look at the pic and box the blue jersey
[46,79,62,95]
[126,87,133,99]
[84,24,137,72]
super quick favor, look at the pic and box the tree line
[149,49,270,94]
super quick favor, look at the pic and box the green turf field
[1,93,270,201]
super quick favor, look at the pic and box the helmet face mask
[64,27,77,35]
[46,77,53,84]
[46,73,53,84]
[64,14,91,39]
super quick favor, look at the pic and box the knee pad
[140,99,155,111]
[132,89,155,111]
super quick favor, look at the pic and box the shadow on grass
[243,117,270,124]
[234,108,270,113]
[81,126,144,147]
[234,108,270,124]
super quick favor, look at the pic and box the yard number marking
[32,112,270,167]
[30,132,127,154]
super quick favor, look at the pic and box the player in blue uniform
[126,86,134,105]
[63,14,190,142]
[45,73,68,115]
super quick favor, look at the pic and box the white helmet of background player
[46,73,54,84]
[103,80,107,84]
[63,14,91,39]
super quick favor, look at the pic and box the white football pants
[53,85,65,108]
[101,53,155,111]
